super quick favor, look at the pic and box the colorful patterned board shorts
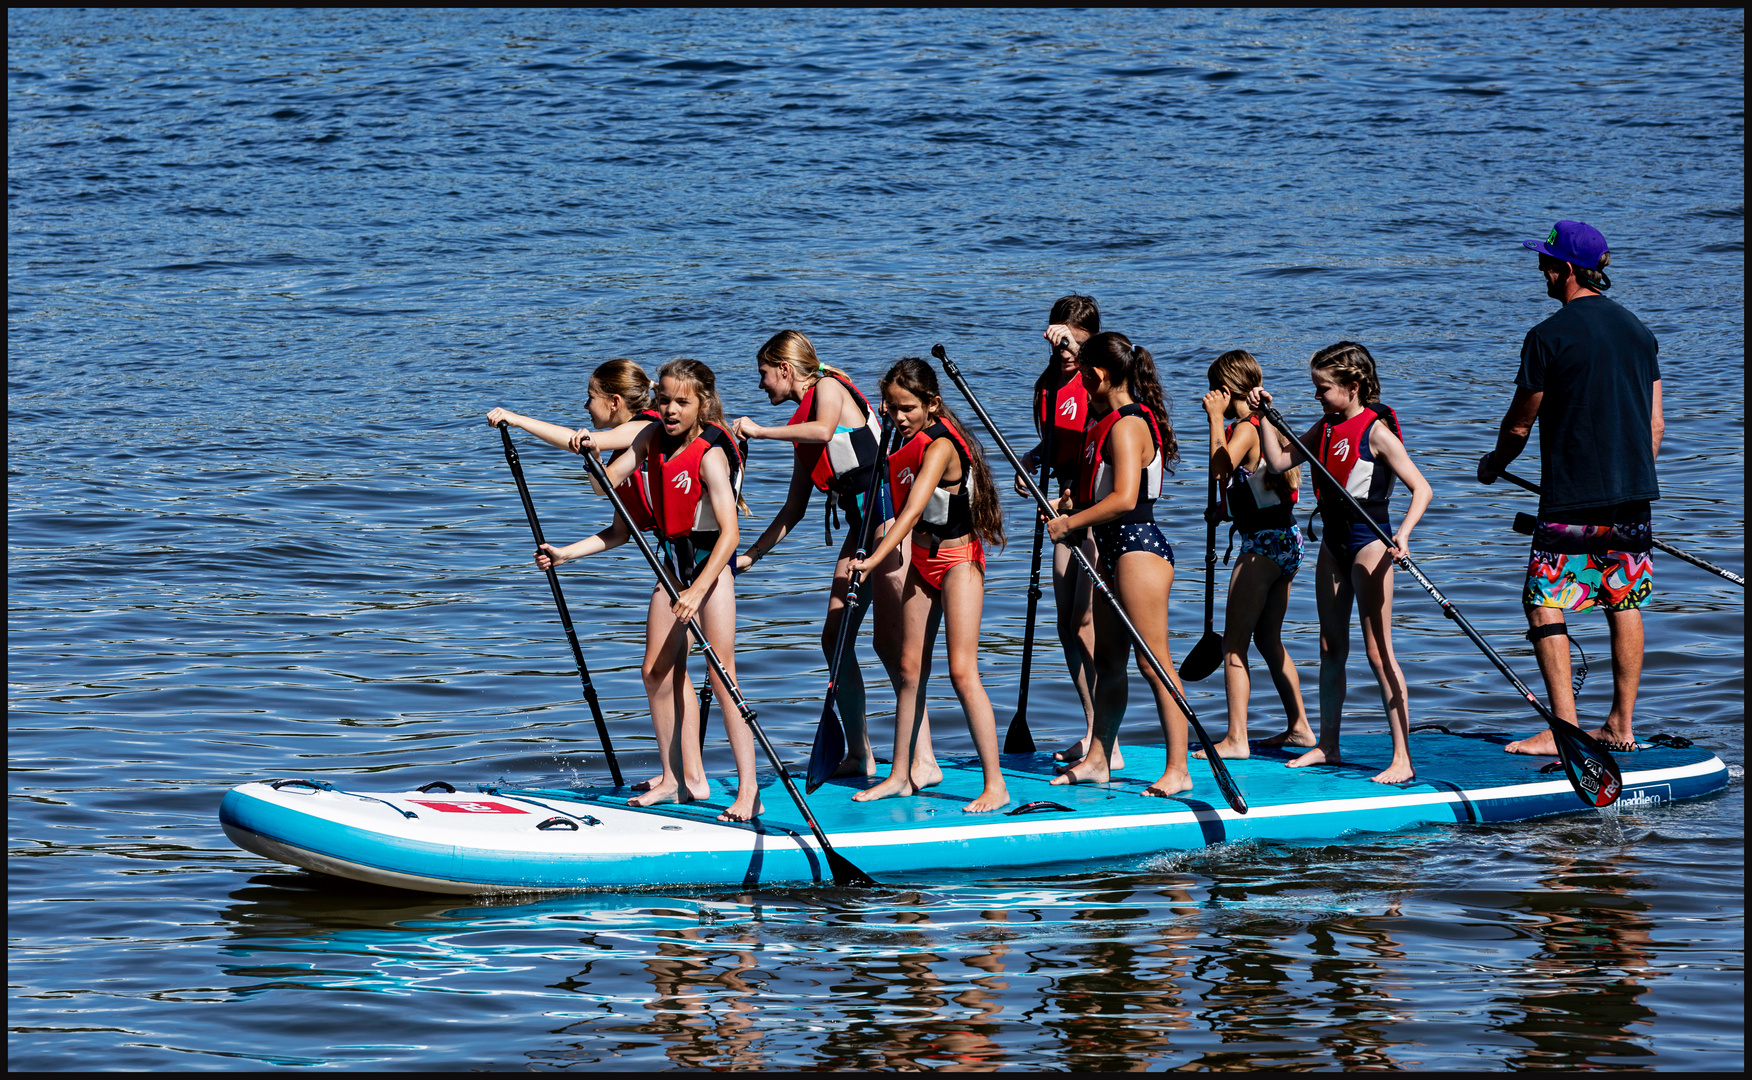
[1239,525,1304,579]
[1525,516,1654,612]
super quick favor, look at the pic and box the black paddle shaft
[931,344,1249,816]
[1005,395,1052,752]
[1256,403,1621,808]
[1495,469,1744,587]
[496,424,624,788]
[577,447,877,887]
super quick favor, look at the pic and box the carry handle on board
[577,442,878,887]
[1254,401,1621,808]
[932,343,1249,816]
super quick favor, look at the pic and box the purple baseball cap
[1523,220,1609,269]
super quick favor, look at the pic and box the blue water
[9,7,1743,1071]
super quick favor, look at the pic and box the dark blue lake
[9,7,1742,1071]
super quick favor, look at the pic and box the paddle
[697,437,750,749]
[1492,469,1744,588]
[931,344,1250,815]
[806,416,896,793]
[1254,402,1622,808]
[495,423,625,788]
[1004,375,1058,754]
[577,444,877,887]
[1178,474,1224,682]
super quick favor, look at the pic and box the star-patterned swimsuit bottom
[1094,520,1175,581]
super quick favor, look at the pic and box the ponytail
[1080,332,1180,473]
[590,358,655,416]
[757,328,851,387]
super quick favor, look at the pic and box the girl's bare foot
[851,772,918,802]
[1051,758,1110,785]
[1287,745,1338,769]
[630,775,664,792]
[718,794,765,822]
[829,754,877,779]
[1370,761,1416,784]
[1259,727,1317,749]
[1193,736,1251,760]
[628,783,699,808]
[911,759,944,789]
[1053,740,1123,770]
[963,785,1010,813]
[1142,769,1193,798]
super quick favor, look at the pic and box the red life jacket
[644,422,744,540]
[789,371,880,494]
[1312,403,1401,525]
[1036,372,1089,476]
[1219,414,1297,533]
[1076,402,1164,524]
[886,429,932,513]
[913,420,978,543]
[608,408,661,531]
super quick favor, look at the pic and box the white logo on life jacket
[1331,437,1351,461]
[1059,397,1079,421]
[671,471,693,494]
[1085,442,1098,462]
[897,466,915,486]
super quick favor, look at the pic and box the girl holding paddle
[1014,294,1108,768]
[1045,333,1191,797]
[731,330,937,786]
[534,359,763,822]
[849,358,1008,812]
[1249,342,1433,784]
[1197,350,1316,757]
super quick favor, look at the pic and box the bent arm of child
[672,450,740,623]
[736,463,816,572]
[1203,390,1254,483]
[536,514,631,570]
[736,378,848,446]
[576,419,650,455]
[1372,424,1434,558]
[854,438,954,572]
[1047,417,1147,542]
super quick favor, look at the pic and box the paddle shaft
[1257,403,1620,806]
[1006,400,1053,749]
[931,345,1249,816]
[578,447,875,887]
[497,425,625,788]
[1495,470,1744,587]
[1202,473,1219,632]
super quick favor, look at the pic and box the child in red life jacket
[731,330,935,786]
[849,358,1010,813]
[1013,294,1108,771]
[537,359,762,821]
[1197,349,1316,758]
[1250,342,1434,785]
[1046,333,1193,799]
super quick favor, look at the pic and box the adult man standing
[1478,220,1663,756]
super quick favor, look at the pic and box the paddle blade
[1178,631,1224,682]
[1188,718,1249,815]
[1003,710,1036,755]
[827,848,877,888]
[1552,722,1623,807]
[805,698,845,794]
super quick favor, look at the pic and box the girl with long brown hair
[1197,349,1315,757]
[731,330,934,787]
[534,359,762,822]
[1046,332,1193,799]
[849,358,1009,813]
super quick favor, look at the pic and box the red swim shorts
[909,537,986,591]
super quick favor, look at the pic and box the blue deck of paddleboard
[220,731,1728,892]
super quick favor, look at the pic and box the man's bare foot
[829,754,877,779]
[911,760,943,789]
[1142,769,1194,798]
[628,782,703,807]
[1370,762,1416,784]
[1051,758,1110,785]
[1259,727,1318,749]
[1193,736,1251,760]
[718,794,765,822]
[851,773,918,802]
[1504,729,1559,756]
[963,786,1010,813]
[1287,746,1338,769]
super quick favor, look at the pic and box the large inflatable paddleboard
[221,730,1728,894]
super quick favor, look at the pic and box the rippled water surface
[9,7,1743,1072]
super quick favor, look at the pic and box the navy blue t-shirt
[1516,295,1661,516]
